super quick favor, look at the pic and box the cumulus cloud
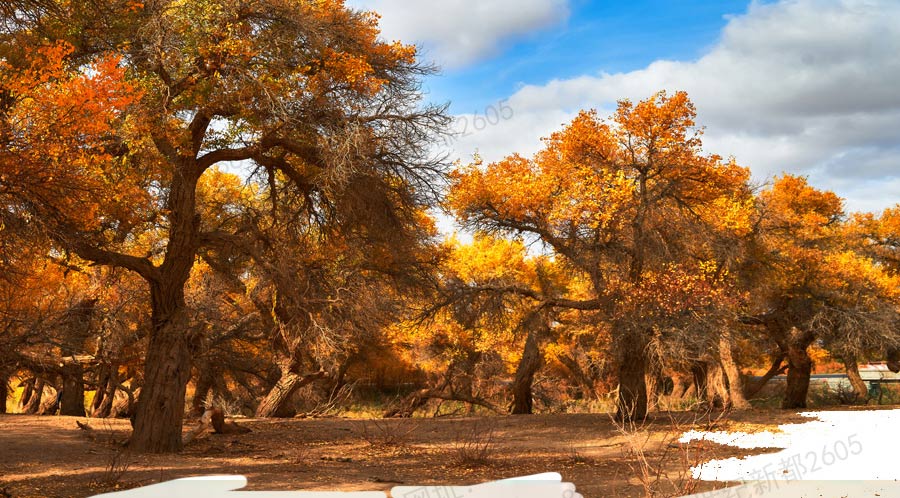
[348,0,570,68]
[447,0,900,213]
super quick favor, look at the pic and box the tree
[1,1,446,452]
[448,91,752,420]
[742,175,900,408]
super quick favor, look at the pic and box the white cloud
[446,0,900,213]
[348,0,570,68]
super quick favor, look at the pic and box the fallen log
[182,408,251,445]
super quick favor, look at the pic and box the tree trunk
[691,362,708,404]
[92,365,119,418]
[887,347,900,374]
[719,333,750,409]
[328,355,355,399]
[0,371,8,414]
[23,378,44,414]
[616,333,648,421]
[556,353,595,399]
[256,364,327,418]
[511,329,542,415]
[20,377,35,411]
[842,355,869,404]
[112,386,138,419]
[129,294,193,453]
[705,362,728,410]
[669,373,688,399]
[743,352,786,400]
[125,155,202,452]
[39,382,60,415]
[59,364,85,417]
[256,372,300,418]
[91,368,108,415]
[782,335,813,409]
[190,363,215,416]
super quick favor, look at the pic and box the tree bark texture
[718,332,750,409]
[511,328,542,415]
[616,332,648,421]
[842,355,869,404]
[782,328,815,409]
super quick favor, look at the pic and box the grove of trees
[2,0,900,454]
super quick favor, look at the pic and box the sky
[347,0,900,215]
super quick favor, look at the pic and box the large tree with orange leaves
[448,91,752,420]
[1,0,447,452]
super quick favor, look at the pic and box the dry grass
[87,447,133,493]
[613,409,731,498]
[450,419,498,467]
[360,417,421,449]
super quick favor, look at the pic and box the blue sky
[428,0,758,112]
[351,0,900,215]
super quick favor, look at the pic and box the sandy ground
[0,410,802,498]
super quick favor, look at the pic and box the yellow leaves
[446,234,534,286]
[820,250,900,303]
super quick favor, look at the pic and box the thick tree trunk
[616,333,648,421]
[690,361,726,409]
[887,347,900,374]
[256,362,327,418]
[719,333,750,409]
[782,334,813,409]
[129,295,193,453]
[23,378,44,414]
[59,364,85,417]
[112,386,138,419]
[39,382,60,415]
[705,362,728,410]
[19,377,35,411]
[511,329,542,415]
[125,155,202,452]
[256,372,302,418]
[842,355,869,404]
[669,373,688,399]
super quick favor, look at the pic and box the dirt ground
[0,410,807,498]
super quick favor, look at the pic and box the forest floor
[0,409,828,498]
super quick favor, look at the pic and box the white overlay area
[680,409,900,481]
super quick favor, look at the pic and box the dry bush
[88,446,134,492]
[360,417,421,449]
[303,382,357,418]
[451,419,497,467]
[614,409,729,498]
